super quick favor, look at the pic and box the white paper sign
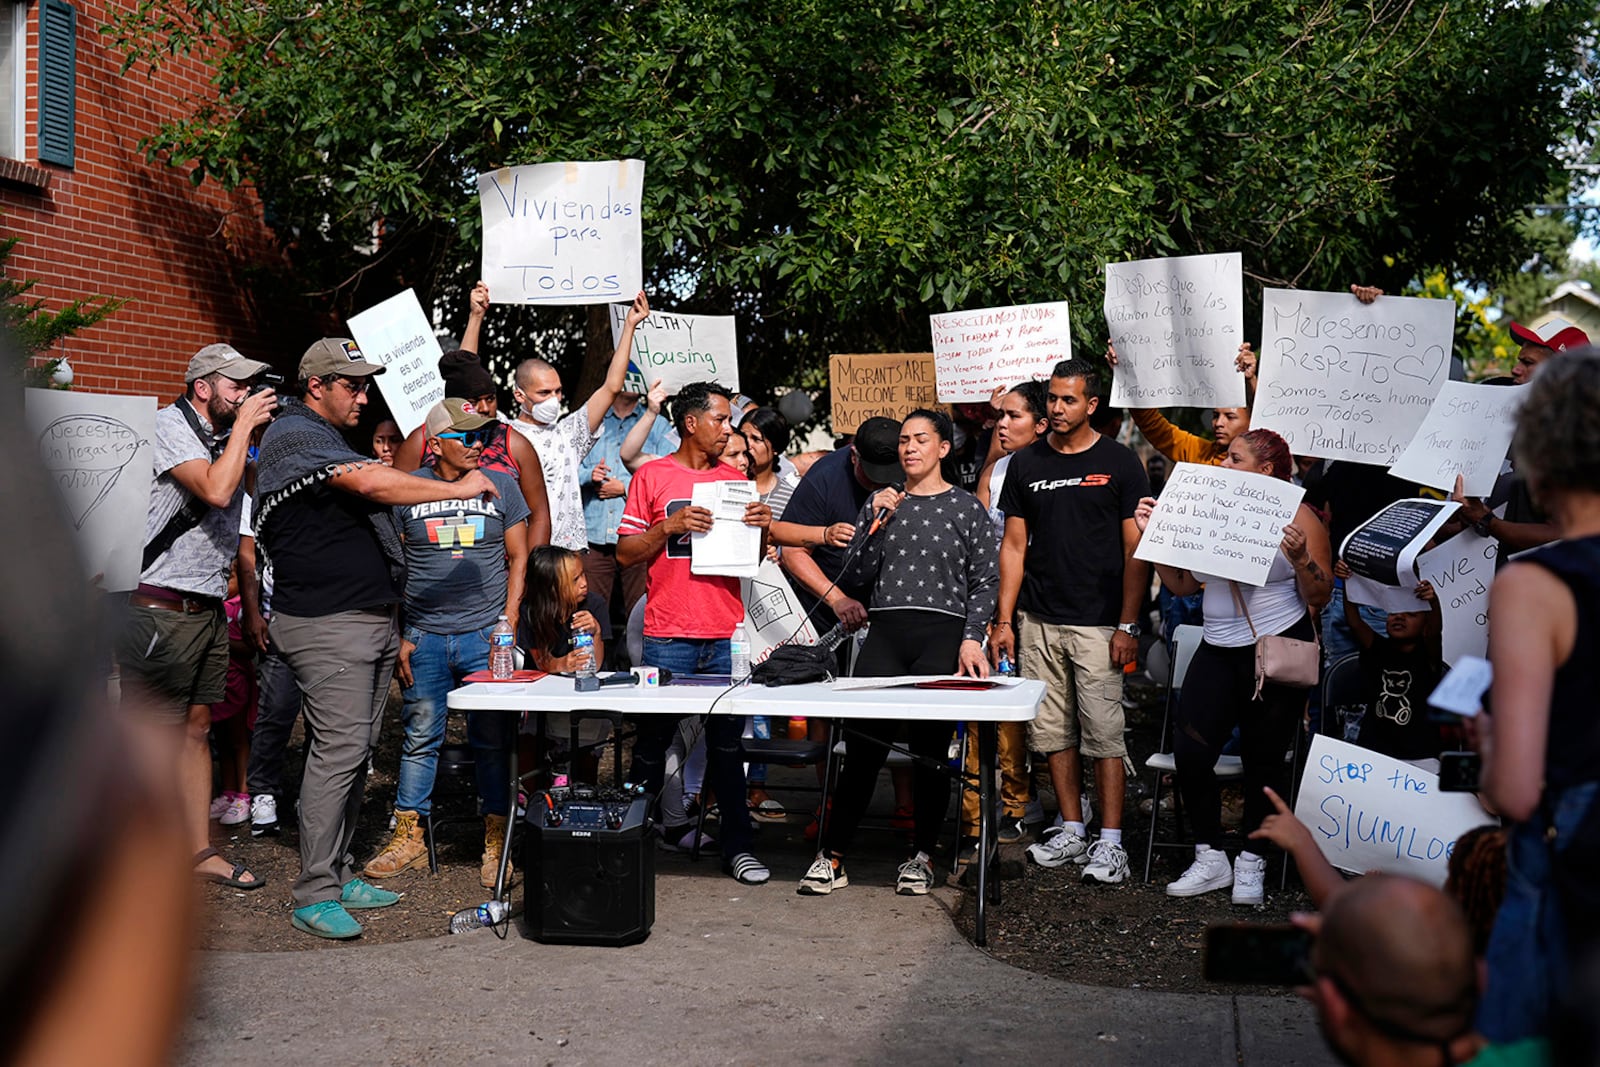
[1296,733,1495,886]
[27,389,157,591]
[1428,656,1492,717]
[346,289,446,437]
[1415,530,1497,666]
[1105,252,1245,408]
[1133,462,1305,586]
[741,560,818,663]
[930,301,1071,402]
[610,305,739,395]
[1253,290,1456,464]
[1388,381,1526,497]
[478,160,644,305]
[690,479,761,577]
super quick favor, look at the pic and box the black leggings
[1173,614,1313,850]
[821,610,963,859]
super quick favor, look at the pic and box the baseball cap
[184,343,271,383]
[1507,316,1589,353]
[425,397,493,437]
[298,337,388,379]
[852,416,905,486]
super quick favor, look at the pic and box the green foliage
[0,231,124,387]
[108,0,1596,403]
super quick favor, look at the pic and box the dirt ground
[200,671,1315,994]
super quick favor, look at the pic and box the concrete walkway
[179,853,1336,1066]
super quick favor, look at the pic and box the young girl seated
[518,546,610,673]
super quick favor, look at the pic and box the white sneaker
[797,853,848,895]
[1027,829,1089,868]
[896,856,934,895]
[1081,839,1129,885]
[218,794,251,826]
[208,794,233,821]
[1165,845,1234,897]
[1232,853,1267,905]
[250,794,280,837]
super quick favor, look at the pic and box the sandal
[193,847,266,890]
[749,797,787,822]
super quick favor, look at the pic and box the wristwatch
[1472,514,1494,538]
[1116,622,1141,637]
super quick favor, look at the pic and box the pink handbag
[1230,582,1319,699]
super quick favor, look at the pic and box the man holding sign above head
[508,290,653,551]
[1132,429,1331,904]
[991,359,1150,886]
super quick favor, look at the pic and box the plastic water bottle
[730,622,751,681]
[489,615,515,679]
[571,625,596,678]
[448,899,510,933]
[997,651,1014,677]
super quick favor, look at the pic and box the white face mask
[951,424,969,452]
[524,395,562,424]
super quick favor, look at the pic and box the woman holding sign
[1133,428,1332,905]
[1477,351,1600,1043]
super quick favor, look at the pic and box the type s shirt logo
[1027,474,1111,492]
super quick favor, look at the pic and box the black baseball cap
[853,416,904,485]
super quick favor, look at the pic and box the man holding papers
[616,381,773,886]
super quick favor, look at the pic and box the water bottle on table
[572,625,598,692]
[730,622,751,681]
[489,615,515,679]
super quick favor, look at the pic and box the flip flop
[193,846,267,891]
[749,798,788,822]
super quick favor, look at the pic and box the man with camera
[118,343,278,892]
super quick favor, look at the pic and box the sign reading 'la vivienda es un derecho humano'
[1133,462,1305,587]
[828,353,944,432]
[610,305,740,395]
[1105,252,1245,409]
[478,160,644,306]
[1252,289,1455,465]
[930,301,1071,402]
[346,289,446,438]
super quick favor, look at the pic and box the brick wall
[3,0,290,398]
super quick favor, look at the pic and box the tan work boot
[363,809,428,878]
[481,814,513,889]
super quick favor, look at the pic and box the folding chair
[1319,653,1366,740]
[1140,625,1245,882]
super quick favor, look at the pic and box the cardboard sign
[1105,252,1246,408]
[1253,290,1455,464]
[1415,530,1497,666]
[610,305,739,395]
[27,389,157,591]
[1133,462,1305,586]
[741,560,820,663]
[930,301,1072,402]
[1388,381,1526,497]
[478,160,644,305]
[828,353,944,433]
[1295,734,1495,886]
[346,289,446,437]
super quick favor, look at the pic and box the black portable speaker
[520,792,654,946]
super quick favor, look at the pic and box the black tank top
[1522,535,1600,789]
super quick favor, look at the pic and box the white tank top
[1194,550,1306,648]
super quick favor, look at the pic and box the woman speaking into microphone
[796,409,998,899]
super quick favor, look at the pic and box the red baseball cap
[1507,317,1589,353]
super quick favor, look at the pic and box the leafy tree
[1,227,124,388]
[110,0,1596,410]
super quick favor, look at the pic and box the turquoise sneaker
[341,877,401,910]
[291,900,363,940]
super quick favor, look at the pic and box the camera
[1437,751,1481,793]
[250,371,285,397]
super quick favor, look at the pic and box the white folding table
[448,675,1043,945]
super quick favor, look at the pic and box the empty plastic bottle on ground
[449,899,510,933]
[489,615,516,679]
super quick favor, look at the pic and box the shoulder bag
[1230,581,1319,699]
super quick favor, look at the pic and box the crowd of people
[101,278,1600,1062]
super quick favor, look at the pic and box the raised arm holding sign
[1105,252,1245,408]
[1252,289,1455,464]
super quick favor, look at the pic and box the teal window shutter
[39,0,76,167]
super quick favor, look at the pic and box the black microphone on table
[868,483,906,536]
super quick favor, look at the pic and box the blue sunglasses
[438,428,491,448]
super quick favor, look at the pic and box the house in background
[0,0,292,397]
[1533,280,1600,345]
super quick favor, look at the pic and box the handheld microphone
[868,483,905,536]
